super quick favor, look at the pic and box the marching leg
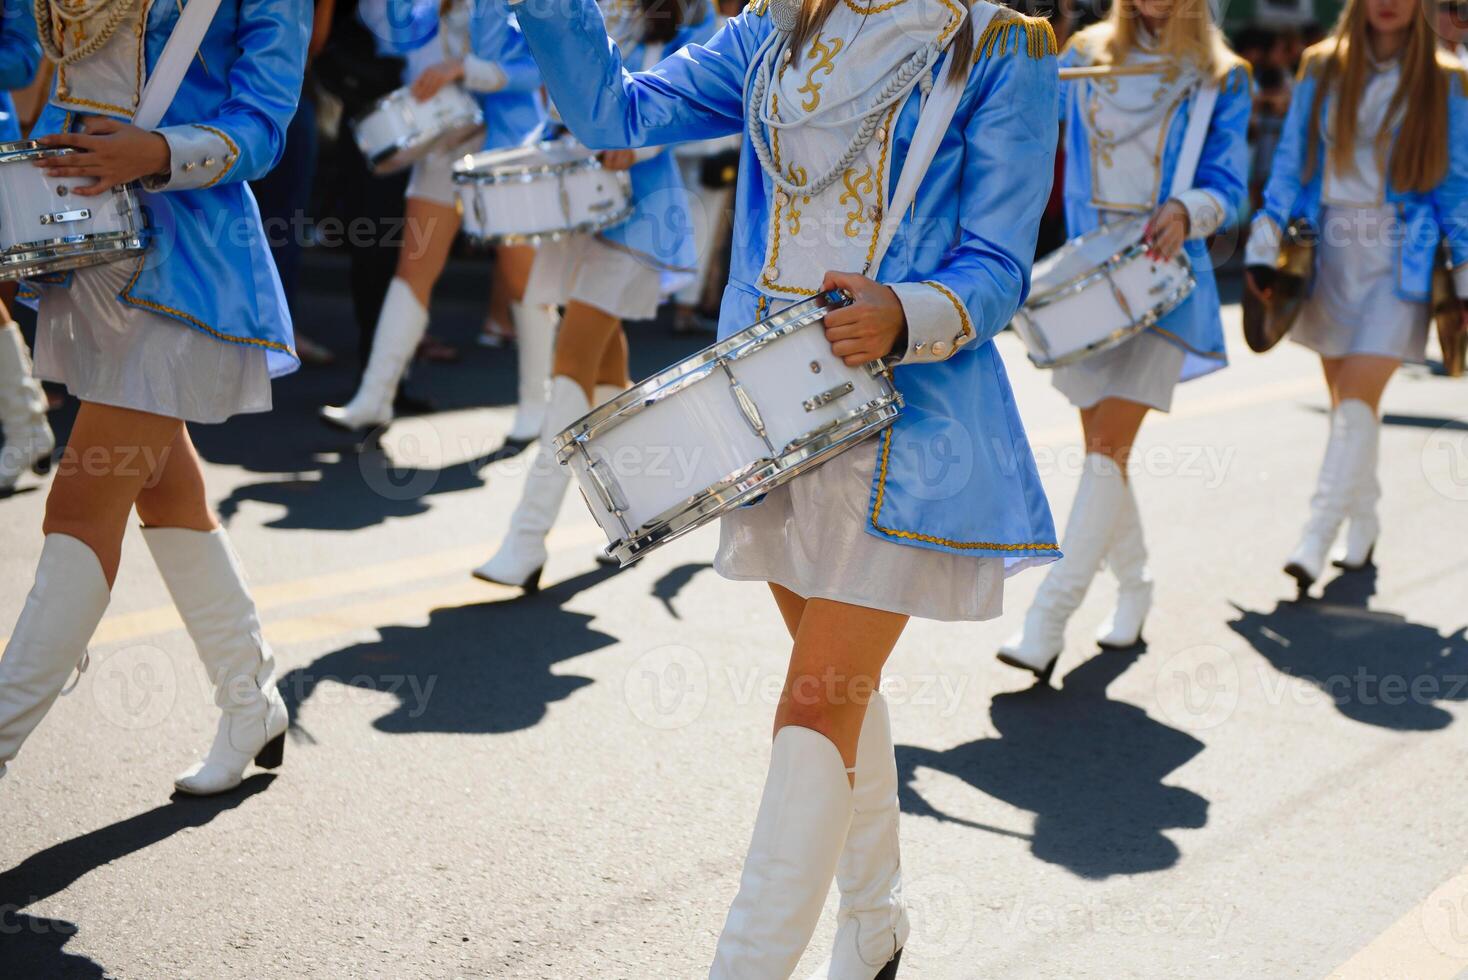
[1284,398,1377,589]
[1095,480,1153,649]
[710,725,854,980]
[0,321,55,491]
[143,527,288,795]
[806,692,907,980]
[473,375,590,591]
[503,301,558,446]
[1333,407,1381,570]
[998,453,1127,678]
[321,278,430,433]
[0,535,111,781]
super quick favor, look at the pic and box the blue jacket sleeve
[0,0,40,92]
[1256,69,1318,232]
[1433,78,1468,281]
[465,1,539,93]
[151,0,310,190]
[513,0,761,148]
[890,37,1060,362]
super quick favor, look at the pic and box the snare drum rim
[0,232,149,281]
[451,141,609,184]
[1025,218,1191,313]
[0,139,82,163]
[459,203,636,248]
[551,290,857,456]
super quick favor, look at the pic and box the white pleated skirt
[33,259,271,424]
[524,233,663,322]
[1291,206,1429,362]
[714,437,1006,623]
[1051,329,1186,413]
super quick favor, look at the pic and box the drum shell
[1012,219,1194,369]
[352,86,485,176]
[0,141,146,281]
[453,146,632,246]
[558,296,899,563]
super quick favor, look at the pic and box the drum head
[1030,215,1149,295]
[1242,271,1307,354]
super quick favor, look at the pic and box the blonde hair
[1301,0,1459,194]
[1077,0,1238,82]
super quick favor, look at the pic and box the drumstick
[1058,64,1168,80]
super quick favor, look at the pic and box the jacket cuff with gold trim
[1173,189,1227,240]
[1244,213,1281,268]
[141,125,238,191]
[889,281,975,365]
[463,55,509,93]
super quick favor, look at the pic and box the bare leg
[133,427,218,532]
[769,583,807,640]
[552,301,623,401]
[1333,354,1399,412]
[594,326,630,390]
[396,197,461,307]
[498,244,536,304]
[42,403,184,586]
[1078,397,1152,478]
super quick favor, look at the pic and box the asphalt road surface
[2,255,1467,979]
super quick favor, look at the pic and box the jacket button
[183,161,196,171]
[931,341,948,356]
[204,158,216,167]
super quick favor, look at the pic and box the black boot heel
[522,567,543,594]
[875,948,903,980]
[31,455,52,476]
[255,733,285,769]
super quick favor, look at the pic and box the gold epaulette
[745,0,770,16]
[1220,57,1253,95]
[976,12,1058,62]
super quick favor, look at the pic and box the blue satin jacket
[514,0,1062,562]
[386,0,542,151]
[0,0,40,142]
[591,0,718,281]
[1059,39,1252,380]
[1255,46,1468,303]
[30,0,310,378]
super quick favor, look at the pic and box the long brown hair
[787,0,978,86]
[1076,0,1238,82]
[1301,0,1456,194]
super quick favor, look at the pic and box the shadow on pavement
[0,913,106,979]
[1228,566,1468,731]
[279,565,620,740]
[0,773,277,978]
[896,645,1209,880]
[651,562,714,620]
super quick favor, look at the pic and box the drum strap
[132,0,224,130]
[1165,83,1219,199]
[865,0,999,277]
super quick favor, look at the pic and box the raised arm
[150,0,310,190]
[464,0,540,93]
[891,23,1060,364]
[511,0,770,148]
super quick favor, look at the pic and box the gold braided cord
[36,0,142,67]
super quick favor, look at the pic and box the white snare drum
[352,85,485,175]
[452,140,633,246]
[554,291,903,566]
[0,140,147,281]
[1011,216,1195,368]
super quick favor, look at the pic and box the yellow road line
[1325,867,1468,979]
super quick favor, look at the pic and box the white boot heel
[807,693,907,980]
[997,454,1127,681]
[142,527,289,796]
[474,376,590,591]
[711,726,854,979]
[0,535,111,776]
[0,322,56,491]
[321,279,429,434]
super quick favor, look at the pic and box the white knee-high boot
[0,535,110,781]
[473,376,589,591]
[711,725,854,980]
[504,302,558,445]
[998,454,1127,678]
[1334,408,1381,571]
[0,322,55,491]
[321,279,429,433]
[1285,398,1377,588]
[1095,480,1152,649]
[143,527,288,796]
[806,694,906,980]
